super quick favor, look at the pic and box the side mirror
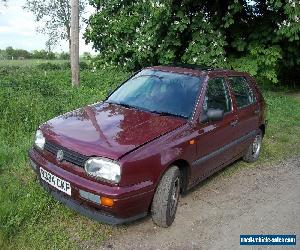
[200,108,224,123]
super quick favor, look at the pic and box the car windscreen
[107,69,203,119]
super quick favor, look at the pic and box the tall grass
[0,65,129,249]
[0,62,299,249]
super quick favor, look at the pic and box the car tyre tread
[151,165,180,227]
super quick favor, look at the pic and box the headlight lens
[35,129,45,150]
[85,158,121,183]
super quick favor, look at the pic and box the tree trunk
[66,24,71,56]
[70,0,80,87]
[68,37,71,57]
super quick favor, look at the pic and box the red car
[29,65,267,227]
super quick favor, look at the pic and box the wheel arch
[171,159,191,193]
[148,158,191,213]
[259,124,265,137]
[155,159,191,194]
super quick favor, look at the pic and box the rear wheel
[151,166,180,227]
[243,130,263,163]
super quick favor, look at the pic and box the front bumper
[29,148,154,225]
[40,180,147,225]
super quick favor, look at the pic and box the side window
[229,77,255,108]
[202,77,231,113]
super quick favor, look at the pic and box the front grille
[44,141,89,168]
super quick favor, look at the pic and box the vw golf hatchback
[29,64,267,227]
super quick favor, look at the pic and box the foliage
[0,47,32,60]
[0,47,94,62]
[0,0,7,6]
[36,62,62,70]
[228,45,282,83]
[58,51,70,60]
[0,61,300,248]
[36,61,90,70]
[0,63,129,249]
[24,0,87,51]
[85,0,300,86]
[82,51,92,60]
[31,49,56,60]
[0,47,64,60]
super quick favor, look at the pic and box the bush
[36,61,91,71]
[79,61,90,70]
[36,62,61,71]
[60,62,71,70]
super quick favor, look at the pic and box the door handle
[230,120,238,127]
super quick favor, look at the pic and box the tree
[0,0,8,10]
[71,0,80,86]
[24,0,87,53]
[2,47,32,59]
[85,0,300,86]
[58,51,70,60]
[82,52,92,60]
[31,49,55,59]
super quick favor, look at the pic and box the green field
[0,59,69,67]
[0,60,299,249]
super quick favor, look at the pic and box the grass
[0,62,129,249]
[0,59,69,67]
[0,60,300,249]
[219,91,300,177]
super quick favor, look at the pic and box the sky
[0,0,95,53]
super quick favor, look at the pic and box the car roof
[146,64,249,78]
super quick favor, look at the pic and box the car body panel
[118,123,198,186]
[29,148,155,219]
[41,102,186,160]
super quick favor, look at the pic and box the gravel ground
[99,157,300,250]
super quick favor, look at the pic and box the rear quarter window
[203,77,232,113]
[229,76,255,108]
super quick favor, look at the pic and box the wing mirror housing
[200,108,224,123]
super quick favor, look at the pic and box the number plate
[40,167,71,196]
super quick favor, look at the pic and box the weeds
[0,62,299,249]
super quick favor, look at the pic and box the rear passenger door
[228,76,259,155]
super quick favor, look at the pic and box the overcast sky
[0,0,95,53]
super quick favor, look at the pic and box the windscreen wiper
[150,110,187,119]
[106,101,134,109]
[117,102,133,109]
[111,102,146,112]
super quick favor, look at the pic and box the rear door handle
[230,120,238,127]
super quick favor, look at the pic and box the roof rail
[164,63,215,71]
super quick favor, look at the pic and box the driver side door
[191,77,240,183]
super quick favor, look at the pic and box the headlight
[85,158,121,183]
[35,129,45,150]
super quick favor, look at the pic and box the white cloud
[0,0,96,54]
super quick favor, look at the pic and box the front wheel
[243,130,263,163]
[151,166,180,227]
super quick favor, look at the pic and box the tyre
[243,130,263,163]
[151,166,180,227]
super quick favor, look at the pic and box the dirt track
[99,157,300,250]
